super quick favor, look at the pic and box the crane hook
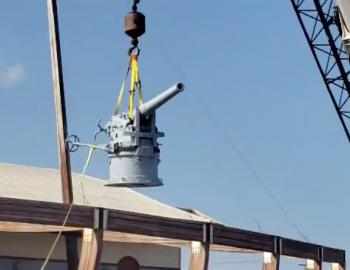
[125,0,145,55]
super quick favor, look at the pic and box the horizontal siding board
[0,197,94,228]
[281,238,319,260]
[213,224,275,252]
[107,210,204,241]
[323,247,345,263]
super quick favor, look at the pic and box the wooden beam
[324,247,346,264]
[189,241,209,270]
[0,221,81,233]
[0,197,95,228]
[107,209,204,242]
[306,259,322,270]
[0,196,345,265]
[78,229,103,270]
[103,231,191,248]
[332,263,346,270]
[281,238,319,260]
[263,252,280,270]
[103,232,260,252]
[212,224,275,252]
[47,0,73,205]
[47,0,78,267]
[210,244,260,253]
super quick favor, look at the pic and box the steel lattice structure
[292,0,350,142]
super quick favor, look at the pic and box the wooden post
[47,0,73,204]
[263,252,280,270]
[306,259,322,270]
[47,0,78,269]
[78,229,104,270]
[332,263,345,270]
[189,241,210,270]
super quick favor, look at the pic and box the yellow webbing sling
[114,53,143,120]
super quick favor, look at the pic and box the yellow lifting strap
[114,53,144,119]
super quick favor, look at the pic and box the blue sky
[1,0,350,269]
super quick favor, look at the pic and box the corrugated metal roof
[0,163,212,223]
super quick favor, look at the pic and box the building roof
[0,163,213,223]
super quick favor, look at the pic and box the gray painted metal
[105,83,185,187]
[138,83,184,116]
[336,0,350,53]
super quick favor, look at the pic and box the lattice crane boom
[291,0,350,143]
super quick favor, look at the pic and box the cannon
[104,83,185,187]
[138,83,184,116]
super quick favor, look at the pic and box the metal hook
[128,45,140,56]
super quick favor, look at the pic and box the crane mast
[291,0,350,143]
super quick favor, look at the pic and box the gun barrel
[138,83,185,116]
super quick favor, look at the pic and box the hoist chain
[132,0,140,12]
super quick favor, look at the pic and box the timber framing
[0,196,345,265]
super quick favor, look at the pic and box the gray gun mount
[105,83,185,187]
